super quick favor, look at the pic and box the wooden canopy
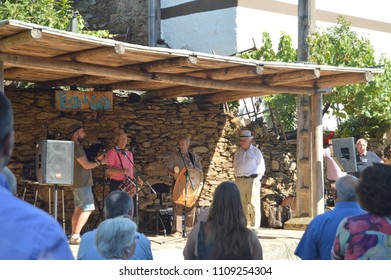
[0,20,383,104]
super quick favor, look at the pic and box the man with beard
[68,124,107,245]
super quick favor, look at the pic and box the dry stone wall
[7,89,297,233]
[73,0,149,45]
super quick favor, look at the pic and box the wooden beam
[142,86,219,100]
[188,65,264,80]
[110,80,173,91]
[315,72,373,88]
[0,29,42,52]
[263,69,320,86]
[146,72,315,96]
[58,44,125,62]
[294,72,373,88]
[140,56,198,72]
[0,52,150,80]
[39,75,95,88]
[195,90,271,104]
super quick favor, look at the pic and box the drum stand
[121,151,155,228]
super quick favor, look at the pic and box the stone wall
[73,0,149,45]
[7,88,297,234]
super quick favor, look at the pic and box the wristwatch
[95,160,101,166]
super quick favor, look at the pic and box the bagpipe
[84,141,106,162]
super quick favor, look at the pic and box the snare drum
[118,177,136,197]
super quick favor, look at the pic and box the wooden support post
[312,90,324,214]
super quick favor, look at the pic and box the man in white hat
[234,130,266,228]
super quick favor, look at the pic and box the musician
[68,124,107,245]
[167,135,203,238]
[106,130,138,194]
[234,130,265,229]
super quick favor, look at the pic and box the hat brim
[68,125,82,135]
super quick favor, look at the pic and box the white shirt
[234,144,265,178]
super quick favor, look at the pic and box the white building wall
[236,6,298,55]
[161,0,391,60]
[161,8,238,54]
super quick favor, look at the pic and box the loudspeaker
[330,137,357,173]
[36,140,74,185]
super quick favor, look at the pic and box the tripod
[93,169,109,228]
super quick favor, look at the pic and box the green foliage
[307,17,375,67]
[238,17,390,139]
[0,0,110,37]
[239,32,298,131]
[335,115,390,140]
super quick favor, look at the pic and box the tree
[239,17,391,140]
[0,0,110,37]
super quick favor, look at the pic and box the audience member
[332,163,391,260]
[1,166,17,195]
[183,181,263,260]
[324,147,347,185]
[352,138,382,177]
[294,175,366,260]
[95,216,137,260]
[77,190,153,260]
[0,92,73,260]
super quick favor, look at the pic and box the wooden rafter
[263,69,320,86]
[0,29,42,52]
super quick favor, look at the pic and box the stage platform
[69,227,304,260]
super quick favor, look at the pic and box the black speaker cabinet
[330,137,357,173]
[36,140,74,185]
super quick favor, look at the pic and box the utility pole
[295,0,324,220]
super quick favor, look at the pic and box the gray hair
[104,190,134,219]
[95,216,137,259]
[356,138,368,146]
[335,175,359,202]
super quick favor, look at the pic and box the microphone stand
[177,149,194,238]
[94,149,108,228]
[121,150,156,228]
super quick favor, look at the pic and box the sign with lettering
[55,90,113,111]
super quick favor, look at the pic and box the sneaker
[69,234,81,245]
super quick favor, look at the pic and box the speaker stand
[52,184,66,232]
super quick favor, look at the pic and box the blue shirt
[77,228,153,260]
[0,185,74,260]
[294,202,366,260]
[0,173,10,192]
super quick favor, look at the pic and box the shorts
[72,186,95,211]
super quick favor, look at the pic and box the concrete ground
[70,227,303,260]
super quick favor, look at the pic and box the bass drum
[172,167,203,207]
